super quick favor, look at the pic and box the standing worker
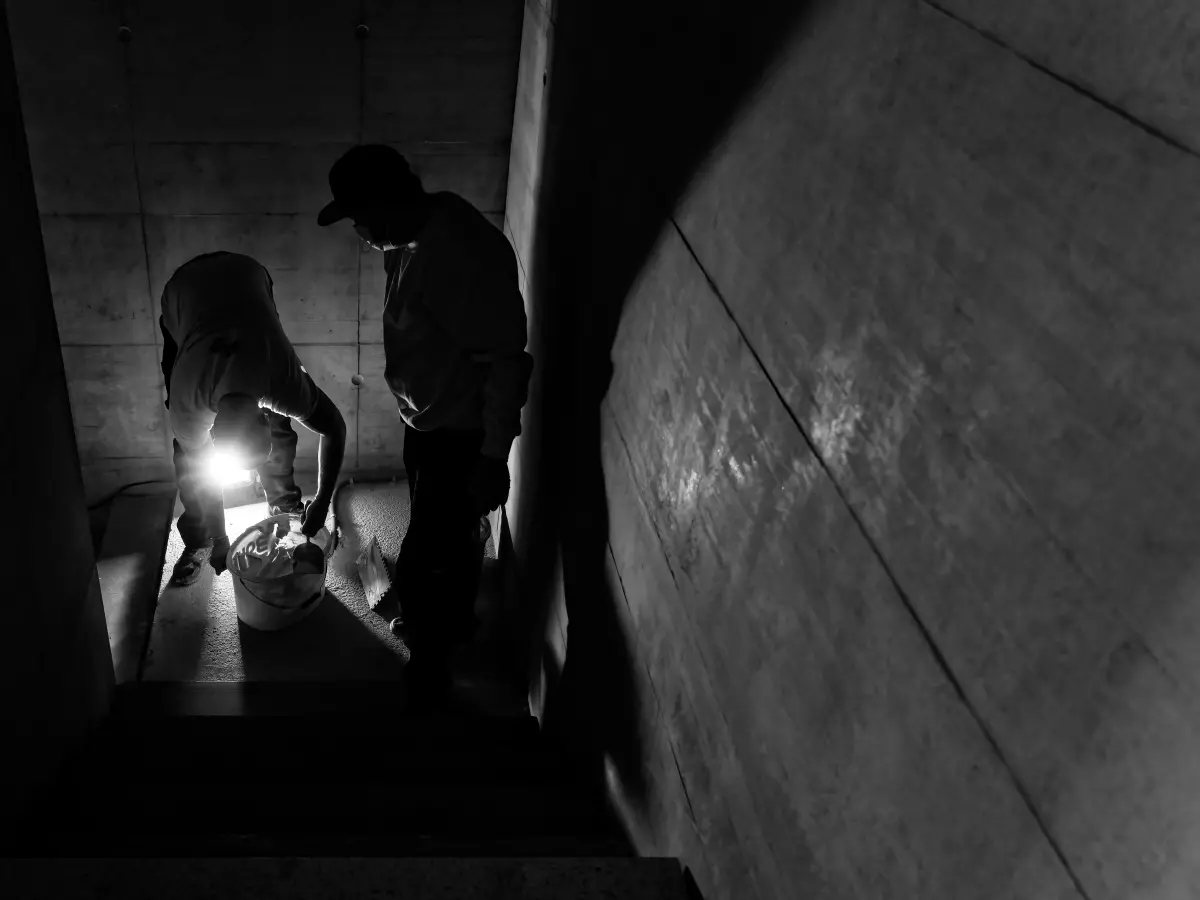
[160,251,347,586]
[317,145,533,703]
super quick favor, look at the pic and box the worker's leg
[396,424,428,620]
[170,439,228,586]
[403,422,421,508]
[257,412,303,514]
[397,427,487,696]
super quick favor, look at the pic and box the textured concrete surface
[504,0,1200,898]
[500,0,553,645]
[936,0,1200,154]
[291,344,360,463]
[6,0,128,143]
[362,0,523,144]
[124,0,360,142]
[607,227,1082,900]
[139,142,357,216]
[40,215,156,345]
[79,457,177,508]
[503,0,553,294]
[1,857,687,900]
[97,493,175,684]
[25,142,140,215]
[60,345,169,462]
[8,0,524,493]
[144,482,500,684]
[668,3,1200,897]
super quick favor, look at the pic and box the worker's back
[160,251,312,452]
[161,251,282,348]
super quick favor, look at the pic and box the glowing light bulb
[207,450,252,487]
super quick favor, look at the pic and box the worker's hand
[467,454,510,516]
[209,536,230,575]
[300,496,331,538]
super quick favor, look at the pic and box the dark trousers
[162,317,302,548]
[397,424,487,652]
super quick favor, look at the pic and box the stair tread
[0,857,685,899]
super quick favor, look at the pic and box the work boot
[169,546,212,587]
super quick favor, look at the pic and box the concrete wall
[1,0,114,838]
[506,0,1200,897]
[7,0,522,502]
[502,0,558,683]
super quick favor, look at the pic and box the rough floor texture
[143,482,498,685]
[97,492,175,684]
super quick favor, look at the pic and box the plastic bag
[231,516,325,581]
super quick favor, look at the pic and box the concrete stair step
[83,747,571,785]
[109,680,525,720]
[17,830,636,859]
[42,777,615,837]
[0,857,691,899]
[86,719,555,782]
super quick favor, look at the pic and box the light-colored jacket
[160,252,315,452]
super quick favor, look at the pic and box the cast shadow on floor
[235,588,405,683]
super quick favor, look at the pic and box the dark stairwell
[0,1,698,894]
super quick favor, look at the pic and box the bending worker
[160,251,347,586]
[318,145,533,700]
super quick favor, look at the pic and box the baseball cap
[317,145,420,227]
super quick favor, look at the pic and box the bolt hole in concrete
[143,481,516,710]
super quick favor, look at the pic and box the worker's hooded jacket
[160,252,318,453]
[380,192,533,460]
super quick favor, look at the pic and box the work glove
[300,495,331,538]
[467,454,511,516]
[209,536,230,575]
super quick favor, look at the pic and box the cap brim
[317,201,349,227]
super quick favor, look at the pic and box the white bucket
[227,513,333,632]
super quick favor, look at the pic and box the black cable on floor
[86,480,176,512]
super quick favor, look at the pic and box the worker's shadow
[510,0,819,827]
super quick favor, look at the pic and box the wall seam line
[354,0,366,471]
[602,401,790,892]
[920,0,1199,161]
[119,7,172,474]
[668,216,1092,899]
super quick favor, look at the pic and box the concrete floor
[143,481,506,696]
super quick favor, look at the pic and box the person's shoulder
[435,192,492,232]
[436,193,510,253]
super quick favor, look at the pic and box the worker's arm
[295,386,347,536]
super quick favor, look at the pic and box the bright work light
[208,449,253,487]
